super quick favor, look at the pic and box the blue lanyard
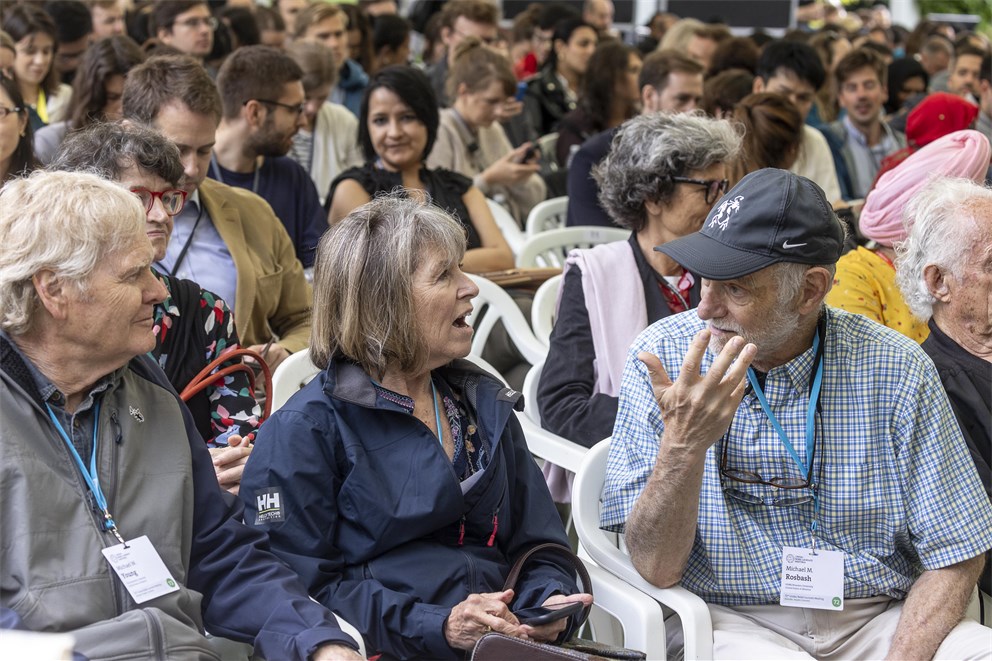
[745,330,824,484]
[431,379,443,448]
[46,400,126,546]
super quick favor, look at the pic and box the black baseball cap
[655,168,845,280]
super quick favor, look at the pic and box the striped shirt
[601,306,992,606]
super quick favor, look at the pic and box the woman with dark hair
[371,13,410,74]
[522,17,597,137]
[427,38,545,223]
[326,66,513,273]
[729,92,803,185]
[554,40,641,166]
[0,74,36,182]
[2,3,71,131]
[34,35,145,164]
[241,195,591,659]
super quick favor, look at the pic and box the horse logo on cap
[708,195,744,231]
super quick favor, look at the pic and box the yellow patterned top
[826,246,929,343]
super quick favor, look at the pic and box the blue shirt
[601,306,992,606]
[209,156,325,268]
[155,190,238,310]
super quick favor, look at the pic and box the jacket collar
[323,356,524,414]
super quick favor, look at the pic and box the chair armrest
[516,414,586,474]
[584,540,712,661]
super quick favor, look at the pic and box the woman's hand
[444,589,523,650]
[480,144,540,188]
[209,434,253,495]
[519,592,594,643]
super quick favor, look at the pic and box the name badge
[101,536,180,604]
[779,546,844,611]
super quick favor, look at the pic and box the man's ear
[32,270,72,320]
[440,25,453,47]
[752,76,766,94]
[799,266,833,313]
[156,27,173,45]
[641,85,657,112]
[923,263,952,303]
[242,99,267,128]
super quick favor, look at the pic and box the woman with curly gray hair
[538,111,740,452]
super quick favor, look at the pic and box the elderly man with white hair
[896,176,992,597]
[0,170,362,660]
[602,168,992,659]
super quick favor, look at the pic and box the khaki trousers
[668,595,991,660]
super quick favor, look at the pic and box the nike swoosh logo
[782,240,807,249]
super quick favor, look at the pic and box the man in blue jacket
[0,170,361,661]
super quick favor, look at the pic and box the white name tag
[779,546,844,610]
[102,535,180,604]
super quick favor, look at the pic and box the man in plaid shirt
[601,169,992,659]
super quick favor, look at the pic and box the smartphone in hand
[513,145,539,164]
[513,600,584,626]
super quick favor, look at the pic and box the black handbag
[469,543,647,661]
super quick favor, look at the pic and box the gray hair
[0,171,146,335]
[593,111,741,231]
[49,121,185,187]
[895,177,992,320]
[310,194,467,378]
[771,261,837,307]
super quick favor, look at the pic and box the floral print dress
[151,269,261,446]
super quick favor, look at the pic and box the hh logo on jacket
[255,488,284,523]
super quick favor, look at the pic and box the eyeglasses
[671,177,729,205]
[719,437,814,507]
[0,105,24,119]
[173,16,219,30]
[131,188,188,216]
[248,99,305,117]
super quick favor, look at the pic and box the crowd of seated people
[1,0,991,659]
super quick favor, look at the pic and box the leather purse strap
[179,348,272,421]
[502,543,593,629]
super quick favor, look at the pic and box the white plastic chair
[573,439,714,660]
[531,274,562,346]
[519,359,587,473]
[464,353,509,387]
[517,227,630,269]
[537,131,560,171]
[525,196,568,237]
[485,198,526,256]
[466,274,547,366]
[269,348,320,413]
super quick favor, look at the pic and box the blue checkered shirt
[600,306,992,606]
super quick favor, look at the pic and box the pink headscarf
[860,129,991,247]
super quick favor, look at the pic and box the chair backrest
[520,359,544,425]
[525,196,568,237]
[269,348,321,413]
[537,132,560,172]
[531,273,562,346]
[464,352,509,387]
[573,438,612,561]
[466,274,548,366]
[573,438,715,660]
[516,226,631,269]
[485,198,526,256]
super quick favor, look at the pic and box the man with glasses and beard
[600,168,992,659]
[211,45,326,269]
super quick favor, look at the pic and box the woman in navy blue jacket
[241,196,591,660]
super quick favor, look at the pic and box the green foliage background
[915,0,992,35]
